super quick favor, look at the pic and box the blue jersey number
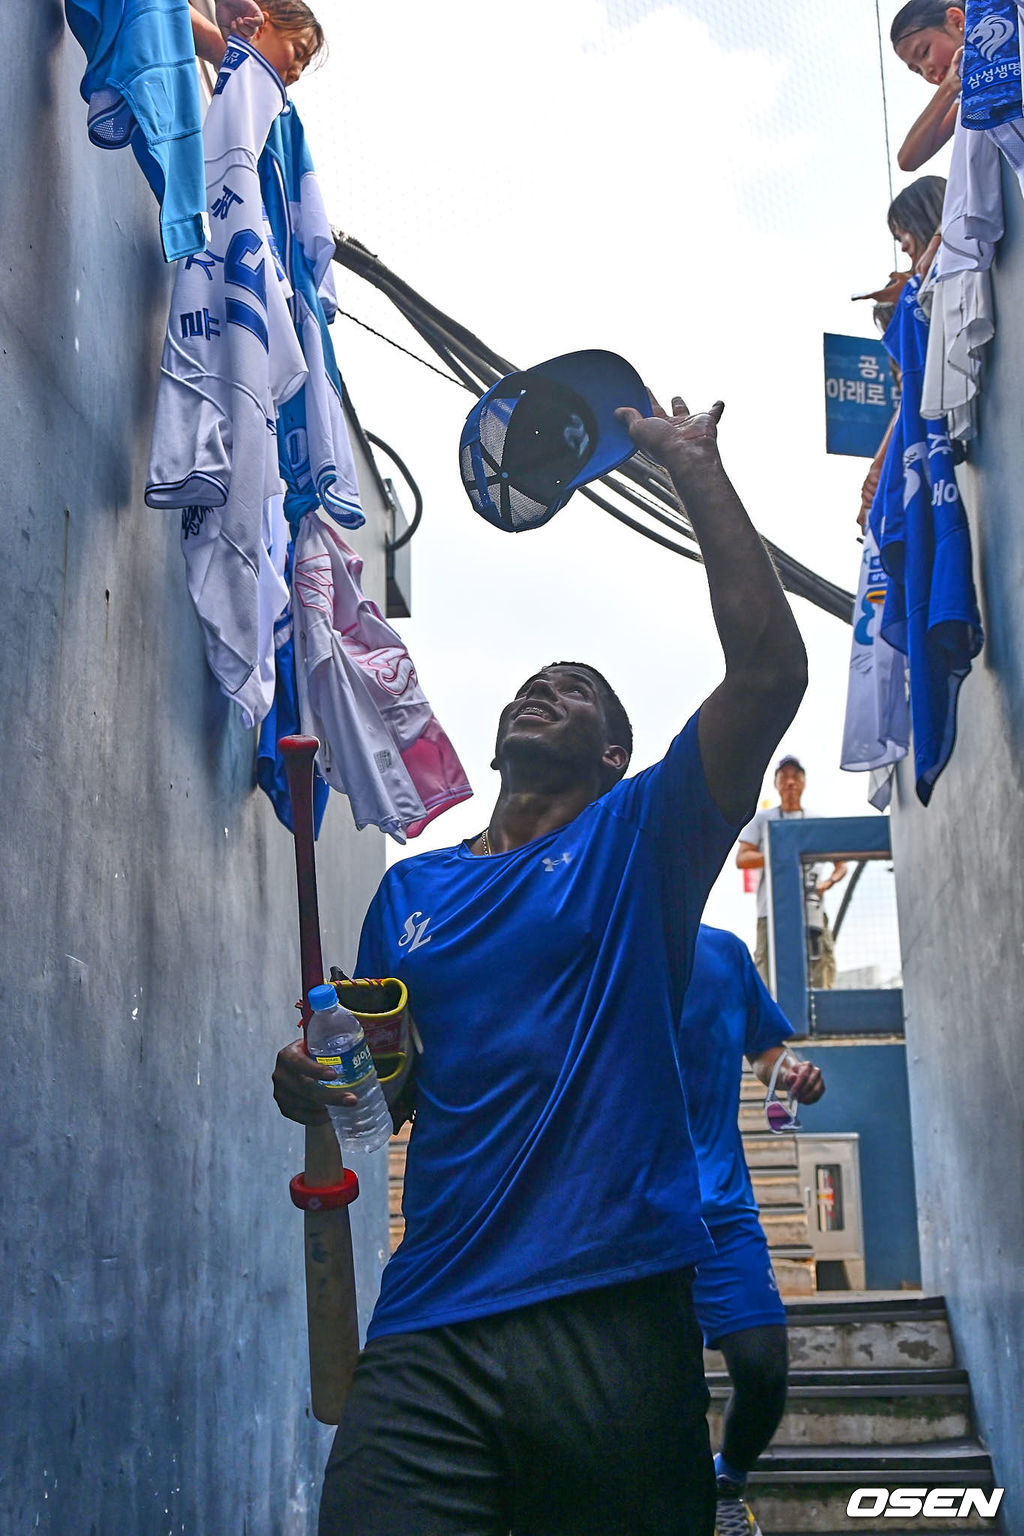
[225,228,269,351]
[854,591,875,647]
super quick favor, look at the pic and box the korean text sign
[823,334,900,458]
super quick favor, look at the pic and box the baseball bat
[280,734,361,1424]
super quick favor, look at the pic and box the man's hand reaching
[614,386,806,824]
[615,393,725,476]
[215,0,264,40]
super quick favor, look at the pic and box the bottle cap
[308,983,338,1013]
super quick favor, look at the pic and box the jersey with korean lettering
[355,714,743,1341]
[146,38,306,509]
[259,104,364,531]
[676,926,793,1223]
[145,39,306,726]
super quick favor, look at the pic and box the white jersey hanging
[840,527,909,804]
[146,39,306,725]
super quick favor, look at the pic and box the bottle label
[312,1039,375,1088]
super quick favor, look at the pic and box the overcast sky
[294,0,951,949]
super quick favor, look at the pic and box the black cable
[831,859,868,943]
[330,231,856,623]
[579,485,704,563]
[334,307,467,388]
[602,471,701,542]
[365,432,425,552]
[874,0,899,270]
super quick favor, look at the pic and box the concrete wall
[889,159,1024,1527]
[0,7,388,1532]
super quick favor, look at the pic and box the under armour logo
[398,911,433,951]
[542,853,572,872]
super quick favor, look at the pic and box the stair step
[752,1171,801,1204]
[705,1306,953,1373]
[707,1368,972,1447]
[751,1500,997,1536]
[784,1293,946,1321]
[780,1294,955,1370]
[750,1437,993,1477]
[714,1366,969,1392]
[746,1457,1000,1532]
[772,1253,817,1296]
[744,1132,800,1168]
[760,1205,811,1245]
[740,1074,767,1102]
[740,1102,776,1132]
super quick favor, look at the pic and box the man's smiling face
[493,665,624,789]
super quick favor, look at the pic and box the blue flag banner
[824,334,900,457]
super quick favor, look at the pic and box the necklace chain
[480,828,491,856]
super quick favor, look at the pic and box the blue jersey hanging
[869,280,983,805]
[65,0,206,260]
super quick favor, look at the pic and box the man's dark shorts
[319,1268,715,1536]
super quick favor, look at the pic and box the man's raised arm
[616,395,807,824]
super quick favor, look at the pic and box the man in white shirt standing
[736,756,847,990]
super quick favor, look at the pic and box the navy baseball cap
[776,754,806,773]
[459,350,651,532]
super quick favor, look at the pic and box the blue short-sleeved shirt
[676,926,794,1223]
[356,713,743,1340]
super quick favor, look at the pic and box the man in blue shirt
[273,391,808,1536]
[680,927,825,1536]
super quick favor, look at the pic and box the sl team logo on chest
[398,911,434,951]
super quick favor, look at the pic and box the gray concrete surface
[890,160,1024,1535]
[1,7,389,1532]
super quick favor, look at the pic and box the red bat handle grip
[279,735,325,1038]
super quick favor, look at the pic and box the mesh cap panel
[464,381,599,531]
[459,350,650,533]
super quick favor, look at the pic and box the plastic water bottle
[306,983,393,1154]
